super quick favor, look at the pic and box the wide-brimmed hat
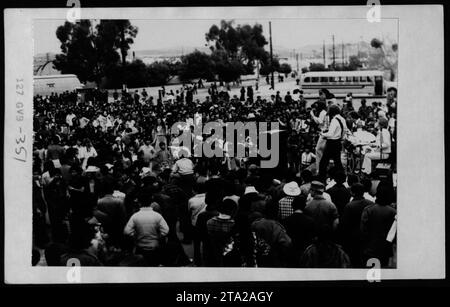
[244,186,258,195]
[283,181,301,197]
[310,181,325,192]
[85,166,99,173]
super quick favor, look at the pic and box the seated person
[362,118,391,175]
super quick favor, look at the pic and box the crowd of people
[32,80,397,268]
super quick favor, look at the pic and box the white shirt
[66,113,76,126]
[172,158,194,175]
[375,129,392,154]
[322,115,348,140]
[188,193,206,226]
[311,110,328,131]
[301,152,316,165]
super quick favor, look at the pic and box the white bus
[300,70,386,97]
[34,74,83,96]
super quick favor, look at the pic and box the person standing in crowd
[138,138,156,166]
[205,199,238,267]
[304,181,339,230]
[326,171,351,217]
[310,90,329,171]
[339,183,374,267]
[60,224,102,266]
[318,105,348,182]
[277,181,301,221]
[189,179,207,266]
[360,181,396,267]
[300,224,351,268]
[123,190,170,266]
[251,194,292,267]
[283,195,315,267]
[95,179,127,247]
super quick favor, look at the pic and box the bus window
[360,76,367,82]
[320,77,329,82]
[339,76,345,82]
[304,77,311,83]
[367,76,373,82]
[346,77,353,82]
[312,77,319,83]
[353,76,359,82]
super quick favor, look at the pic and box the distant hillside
[135,46,211,58]
[134,41,373,61]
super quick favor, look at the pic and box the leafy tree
[259,57,280,76]
[53,19,138,86]
[96,20,138,65]
[278,63,292,76]
[178,50,215,82]
[308,62,328,72]
[205,20,269,75]
[54,20,106,84]
[147,62,172,86]
[369,38,398,81]
[211,49,245,82]
[346,55,363,70]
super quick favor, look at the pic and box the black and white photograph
[3,5,445,284]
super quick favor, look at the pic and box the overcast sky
[34,18,398,55]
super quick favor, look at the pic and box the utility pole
[269,21,274,89]
[322,40,326,67]
[296,53,299,73]
[332,35,336,69]
[342,40,345,66]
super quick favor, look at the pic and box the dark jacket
[360,203,396,261]
[283,212,316,266]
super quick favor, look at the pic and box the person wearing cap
[318,105,348,182]
[304,181,339,230]
[361,117,391,175]
[277,181,301,221]
[205,199,239,267]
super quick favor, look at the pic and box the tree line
[52,19,292,89]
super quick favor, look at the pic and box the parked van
[34,74,83,96]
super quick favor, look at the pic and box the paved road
[108,76,386,111]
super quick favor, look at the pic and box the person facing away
[326,171,351,217]
[300,224,351,268]
[304,181,339,231]
[282,195,316,267]
[123,190,169,265]
[339,183,374,268]
[360,181,396,267]
[250,194,292,267]
[205,199,238,267]
[95,179,127,247]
